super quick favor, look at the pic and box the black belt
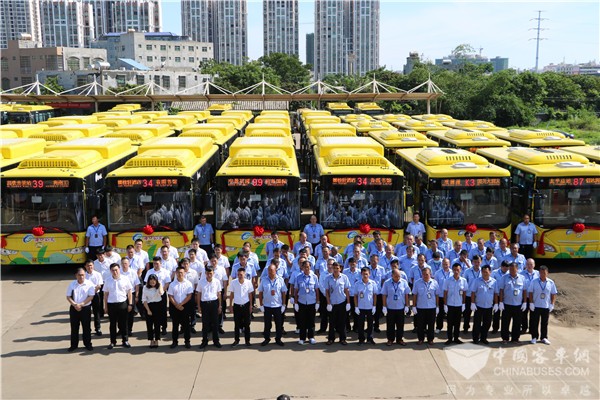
[202,299,218,303]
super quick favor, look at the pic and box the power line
[529,10,548,72]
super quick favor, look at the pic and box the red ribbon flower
[253,225,264,237]
[1,236,6,248]
[142,225,154,235]
[359,223,371,234]
[573,223,585,233]
[32,226,45,237]
[465,224,478,234]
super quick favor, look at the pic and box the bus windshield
[6,112,32,124]
[1,187,85,233]
[216,190,300,230]
[319,190,402,229]
[427,187,510,228]
[108,190,193,231]
[534,186,600,227]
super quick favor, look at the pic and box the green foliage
[108,83,146,95]
[199,59,281,93]
[258,53,311,92]
[41,76,64,94]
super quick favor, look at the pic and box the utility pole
[530,10,548,72]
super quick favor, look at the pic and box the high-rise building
[306,33,314,67]
[263,0,298,57]
[314,0,379,78]
[40,0,95,48]
[182,0,247,65]
[85,0,162,38]
[0,0,41,49]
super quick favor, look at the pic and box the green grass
[511,114,600,145]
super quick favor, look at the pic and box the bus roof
[393,120,447,132]
[442,120,505,131]
[316,136,384,157]
[373,114,412,122]
[355,102,384,112]
[135,111,168,122]
[368,130,438,148]
[316,147,402,177]
[340,114,373,123]
[28,131,85,143]
[476,147,600,177]
[0,124,45,137]
[427,129,511,147]
[112,123,173,136]
[412,114,456,122]
[396,147,510,178]
[43,123,110,137]
[245,123,292,137]
[93,111,131,118]
[349,120,394,132]
[0,138,46,169]
[299,109,331,119]
[207,103,233,111]
[111,103,141,111]
[181,123,237,137]
[561,145,600,163]
[139,137,216,158]
[44,137,133,158]
[206,115,246,130]
[229,136,295,158]
[178,110,211,121]
[252,116,290,125]
[493,129,587,147]
[259,110,289,117]
[222,110,254,121]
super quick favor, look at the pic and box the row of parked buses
[0,102,598,265]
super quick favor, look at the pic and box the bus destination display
[4,179,70,189]
[227,178,288,188]
[548,177,600,186]
[116,178,179,189]
[331,177,394,186]
[441,178,501,187]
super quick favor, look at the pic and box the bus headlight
[63,247,85,255]
[543,244,557,253]
[0,248,18,256]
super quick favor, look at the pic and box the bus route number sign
[331,177,393,186]
[548,177,600,186]
[227,178,288,188]
[4,179,70,189]
[116,178,179,188]
[441,178,501,187]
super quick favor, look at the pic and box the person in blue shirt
[324,262,351,345]
[193,215,214,258]
[469,238,487,260]
[405,212,426,238]
[344,247,368,271]
[470,265,497,344]
[261,250,289,281]
[514,214,539,259]
[368,254,386,333]
[484,231,500,251]
[428,252,443,275]
[316,260,333,334]
[443,263,467,345]
[367,231,387,256]
[494,238,511,264]
[353,267,379,345]
[491,260,510,333]
[414,235,428,256]
[497,262,527,344]
[368,238,386,259]
[315,247,335,277]
[381,268,410,346]
[265,231,284,260]
[504,243,526,271]
[481,247,499,270]
[380,244,398,274]
[314,235,333,259]
[433,257,451,333]
[293,232,310,256]
[343,236,365,259]
[437,229,453,255]
[519,258,540,334]
[398,245,418,276]
[330,246,344,265]
[425,240,445,263]
[258,263,288,347]
[343,257,361,332]
[394,234,418,257]
[413,267,439,345]
[293,260,320,345]
[528,265,557,345]
[304,214,325,253]
[462,255,483,332]
[446,241,463,265]
[461,232,476,253]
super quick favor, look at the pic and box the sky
[161,0,599,71]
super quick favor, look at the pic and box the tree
[258,53,311,92]
[451,44,476,59]
[41,76,64,94]
[539,72,585,110]
[199,60,281,93]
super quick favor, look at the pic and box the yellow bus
[151,114,197,133]
[94,115,145,128]
[368,130,438,163]
[110,103,142,112]
[245,123,291,138]
[135,110,168,122]
[313,136,405,249]
[477,147,600,259]
[354,102,384,116]
[562,146,600,164]
[222,109,254,123]
[42,123,110,138]
[180,122,239,162]
[0,124,46,138]
[349,119,395,136]
[325,102,353,116]
[2,105,57,124]
[178,110,210,123]
[396,147,512,244]
[412,114,456,123]
[425,129,511,152]
[106,137,219,258]
[105,123,175,145]
[340,113,373,124]
[207,103,233,115]
[0,138,46,171]
[393,119,447,132]
[1,138,137,265]
[442,120,504,131]
[492,129,586,148]
[38,115,98,129]
[215,137,301,261]
[374,114,412,123]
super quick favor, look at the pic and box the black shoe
[231,340,240,347]
[481,339,490,345]
[510,339,520,344]
[491,329,498,334]
[367,338,376,345]
[445,340,453,345]
[261,339,271,346]
[245,342,252,347]
[95,330,102,336]
[282,329,287,336]
[218,328,225,334]
[316,329,326,334]
[275,340,285,347]
[212,341,221,348]
[122,341,131,348]
[463,328,469,333]
[85,345,93,351]
[67,346,77,352]
[357,341,364,346]
[107,343,115,350]
[373,327,381,333]
[473,339,480,344]
[411,328,417,333]
[184,342,191,349]
[453,339,463,344]
[170,342,178,349]
[161,327,167,335]
[191,327,197,334]
[199,341,208,349]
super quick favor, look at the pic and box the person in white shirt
[133,239,150,272]
[154,236,179,260]
[142,274,164,348]
[187,249,204,276]
[124,245,144,278]
[120,257,140,336]
[228,268,254,346]
[168,266,195,349]
[214,244,231,275]
[145,256,171,335]
[185,238,209,266]
[181,258,199,333]
[66,267,96,352]
[197,267,223,348]
[103,263,133,349]
[104,246,121,266]
[93,250,111,281]
[158,245,178,280]
[84,259,104,336]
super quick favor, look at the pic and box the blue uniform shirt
[443,276,468,307]
[434,268,452,297]
[470,277,497,309]
[437,238,454,254]
[504,253,526,271]
[368,264,386,287]
[344,255,368,270]
[409,265,426,284]
[447,250,461,263]
[482,255,499,270]
[265,240,284,259]
[484,239,500,251]
[491,268,508,282]
[381,278,410,310]
[529,277,557,309]
[519,269,540,291]
[413,278,439,309]
[425,248,445,261]
[86,223,107,247]
[461,241,476,253]
[296,272,319,305]
[293,241,311,255]
[259,276,287,307]
[193,223,214,245]
[498,274,526,306]
[395,244,418,257]
[406,221,426,238]
[260,264,288,280]
[398,254,417,274]
[343,268,361,290]
[469,247,487,260]
[515,222,538,245]
[415,243,428,255]
[428,258,443,275]
[315,257,335,275]
[353,279,379,309]
[304,223,325,244]
[379,255,398,273]
[367,240,387,256]
[463,267,482,295]
[325,274,350,305]
[494,248,511,264]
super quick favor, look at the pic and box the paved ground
[1,264,599,400]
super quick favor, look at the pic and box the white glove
[461,304,465,313]
[345,303,351,312]
[355,307,360,315]
[404,306,409,315]
[315,303,320,311]
[411,306,418,315]
[549,304,554,312]
[435,307,439,316]
[532,242,538,249]
[294,303,299,312]
[372,306,377,315]
[499,302,505,311]
[289,297,295,305]
[85,247,89,253]
[281,305,286,313]
[529,303,535,312]
[471,303,477,312]
[521,302,527,312]
[444,305,448,314]
[382,306,387,316]
[326,304,332,312]
[493,304,499,313]
[259,306,265,313]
